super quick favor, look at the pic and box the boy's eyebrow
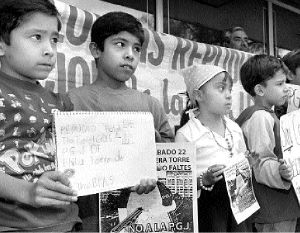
[26,28,59,36]
[111,36,141,46]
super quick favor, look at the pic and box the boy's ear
[192,89,204,102]
[0,40,6,56]
[89,42,101,59]
[254,84,265,96]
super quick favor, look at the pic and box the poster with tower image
[99,143,198,232]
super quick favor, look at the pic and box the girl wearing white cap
[175,64,249,232]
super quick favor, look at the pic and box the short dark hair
[0,0,61,45]
[282,49,300,75]
[240,54,286,96]
[91,11,144,51]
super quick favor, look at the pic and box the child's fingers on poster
[279,163,294,181]
[130,178,157,194]
[30,191,75,207]
[213,169,225,178]
[155,130,162,142]
[42,170,71,185]
[278,158,286,164]
[207,164,225,173]
[37,171,78,195]
[30,182,78,207]
[63,169,75,178]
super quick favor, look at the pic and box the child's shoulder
[236,104,273,126]
[69,84,94,96]
[176,117,205,138]
[224,116,243,133]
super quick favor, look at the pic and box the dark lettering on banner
[188,41,202,66]
[202,44,217,65]
[91,60,97,83]
[140,29,150,64]
[66,5,94,46]
[148,30,164,66]
[214,46,223,67]
[223,47,231,74]
[131,74,137,90]
[172,37,192,70]
[171,95,183,116]
[163,79,184,116]
[57,52,67,93]
[44,80,55,92]
[68,56,91,88]
[227,49,241,83]
[239,52,246,71]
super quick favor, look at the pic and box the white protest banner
[223,157,259,224]
[52,111,157,196]
[44,0,254,130]
[280,110,300,204]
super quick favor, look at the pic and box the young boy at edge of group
[68,12,174,231]
[0,0,81,231]
[236,54,300,232]
[275,48,300,119]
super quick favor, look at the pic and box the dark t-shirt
[0,71,80,231]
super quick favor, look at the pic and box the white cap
[181,64,228,106]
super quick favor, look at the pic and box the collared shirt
[175,116,247,177]
[241,110,290,189]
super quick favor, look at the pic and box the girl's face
[196,72,232,116]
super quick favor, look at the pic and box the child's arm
[242,111,291,189]
[149,98,174,142]
[0,171,77,207]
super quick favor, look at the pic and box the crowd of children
[0,0,299,232]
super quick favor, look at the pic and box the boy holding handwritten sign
[68,12,173,143]
[236,54,300,232]
[68,11,174,231]
[0,0,81,231]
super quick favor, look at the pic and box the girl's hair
[0,0,61,45]
[179,94,192,128]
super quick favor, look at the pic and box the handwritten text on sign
[53,111,157,196]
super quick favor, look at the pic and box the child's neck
[197,111,225,137]
[0,69,37,84]
[94,70,128,90]
[254,97,273,110]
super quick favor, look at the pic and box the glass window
[273,4,300,57]
[164,0,266,53]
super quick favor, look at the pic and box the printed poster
[287,83,300,113]
[53,111,157,196]
[280,110,300,204]
[99,143,198,233]
[223,157,260,224]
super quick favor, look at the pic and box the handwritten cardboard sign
[53,111,157,196]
